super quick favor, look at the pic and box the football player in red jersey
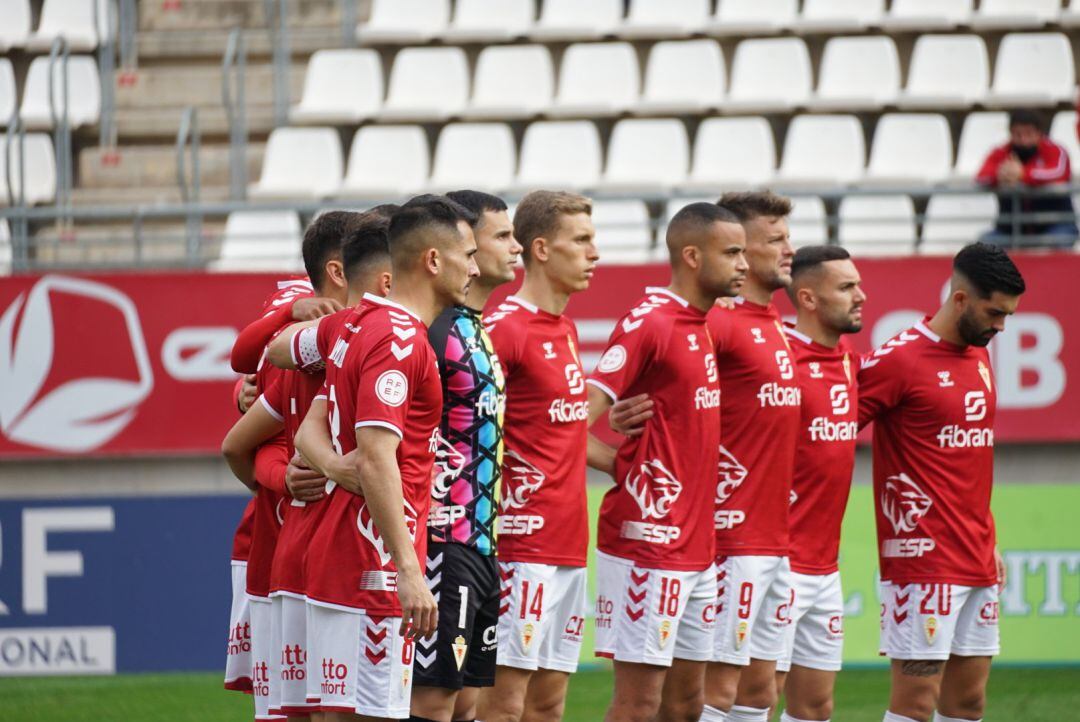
[585,202,748,722]
[769,246,865,722]
[477,191,598,722]
[859,243,1024,722]
[702,191,801,722]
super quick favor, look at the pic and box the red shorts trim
[224,678,254,693]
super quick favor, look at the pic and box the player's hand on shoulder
[328,450,365,497]
[237,374,258,413]
[397,569,438,640]
[609,393,653,438]
[285,454,327,502]
[292,296,343,321]
[713,297,736,311]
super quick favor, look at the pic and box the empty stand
[27,0,111,52]
[380,47,469,122]
[970,0,1061,30]
[514,121,602,191]
[837,195,916,256]
[880,0,972,31]
[443,0,534,43]
[921,193,997,254]
[289,50,383,125]
[865,114,952,187]
[636,40,724,115]
[20,55,102,130]
[898,35,990,110]
[600,118,689,193]
[0,133,57,206]
[1050,112,1080,175]
[709,0,796,35]
[339,125,429,199]
[683,117,775,191]
[530,0,621,41]
[212,211,303,272]
[777,115,865,188]
[809,36,900,111]
[429,123,516,192]
[549,42,639,118]
[467,45,554,120]
[619,0,709,39]
[248,128,342,200]
[1062,0,1080,27]
[356,0,450,44]
[726,38,812,113]
[953,112,1009,182]
[788,195,829,245]
[0,0,31,51]
[797,0,886,34]
[986,33,1076,107]
[591,200,656,263]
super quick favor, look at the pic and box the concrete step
[112,105,280,141]
[69,184,233,206]
[115,63,304,110]
[78,143,265,189]
[136,27,348,61]
[31,221,226,267]
[138,0,346,32]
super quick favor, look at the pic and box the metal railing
[222,28,249,201]
[340,0,359,48]
[46,38,74,227]
[264,0,291,128]
[4,111,30,268]
[175,106,202,264]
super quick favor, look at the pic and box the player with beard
[858,243,1024,722]
[409,190,522,722]
[702,191,801,722]
[477,191,598,722]
[585,202,748,722]
[766,246,866,722]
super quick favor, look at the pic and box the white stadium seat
[619,0,709,39]
[443,0,534,42]
[659,197,713,243]
[788,195,829,246]
[591,200,656,264]
[0,217,10,274]
[289,50,383,125]
[356,0,450,44]
[530,0,621,41]
[249,127,343,200]
[635,40,725,115]
[796,0,885,34]
[0,0,32,50]
[0,133,57,206]
[549,42,639,118]
[1049,112,1080,177]
[809,36,900,111]
[1063,0,1080,27]
[709,0,796,35]
[898,35,990,110]
[953,112,1008,183]
[881,0,972,31]
[429,123,516,192]
[986,33,1076,108]
[340,125,429,199]
[466,45,554,121]
[20,55,102,129]
[0,60,15,125]
[600,118,689,193]
[514,121,603,191]
[970,0,1060,30]
[865,114,952,188]
[682,117,776,191]
[921,193,997,254]
[212,211,304,272]
[27,0,111,52]
[379,47,469,122]
[726,38,812,113]
[837,195,916,256]
[777,115,865,188]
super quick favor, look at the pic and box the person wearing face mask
[975,109,1078,249]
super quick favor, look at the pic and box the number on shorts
[458,585,469,629]
[658,577,681,616]
[918,584,953,616]
[519,580,545,620]
[736,582,754,620]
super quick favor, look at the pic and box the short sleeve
[260,378,285,421]
[857,352,906,429]
[706,308,733,358]
[290,323,325,373]
[486,316,523,377]
[588,314,660,402]
[353,333,430,439]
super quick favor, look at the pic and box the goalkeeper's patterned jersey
[426,305,505,556]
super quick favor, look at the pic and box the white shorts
[496,561,587,673]
[771,571,845,673]
[224,561,254,692]
[249,596,284,721]
[712,555,791,666]
[879,581,1000,661]
[594,551,716,666]
[270,594,312,716]
[305,602,414,718]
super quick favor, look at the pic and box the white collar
[505,295,539,314]
[914,320,940,343]
[645,286,689,307]
[363,293,423,323]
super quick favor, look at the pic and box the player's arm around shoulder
[856,335,914,429]
[221,390,285,491]
[294,396,359,497]
[266,318,322,371]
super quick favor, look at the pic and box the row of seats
[0,56,101,129]
[290,33,1076,126]
[0,132,57,205]
[359,0,1080,45]
[214,192,1018,270]
[0,0,110,53]
[250,111,1080,200]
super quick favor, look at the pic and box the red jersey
[231,499,256,562]
[305,294,442,615]
[589,288,720,571]
[483,295,589,567]
[784,326,859,575]
[858,318,998,588]
[707,299,801,557]
[231,279,314,374]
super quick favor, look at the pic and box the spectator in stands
[976,109,1077,249]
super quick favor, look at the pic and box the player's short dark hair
[446,190,508,228]
[366,203,401,220]
[302,210,358,289]
[666,202,742,244]
[513,190,592,266]
[718,191,793,222]
[953,242,1026,298]
[791,245,851,280]
[388,194,477,268]
[1009,109,1045,133]
[342,213,391,283]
